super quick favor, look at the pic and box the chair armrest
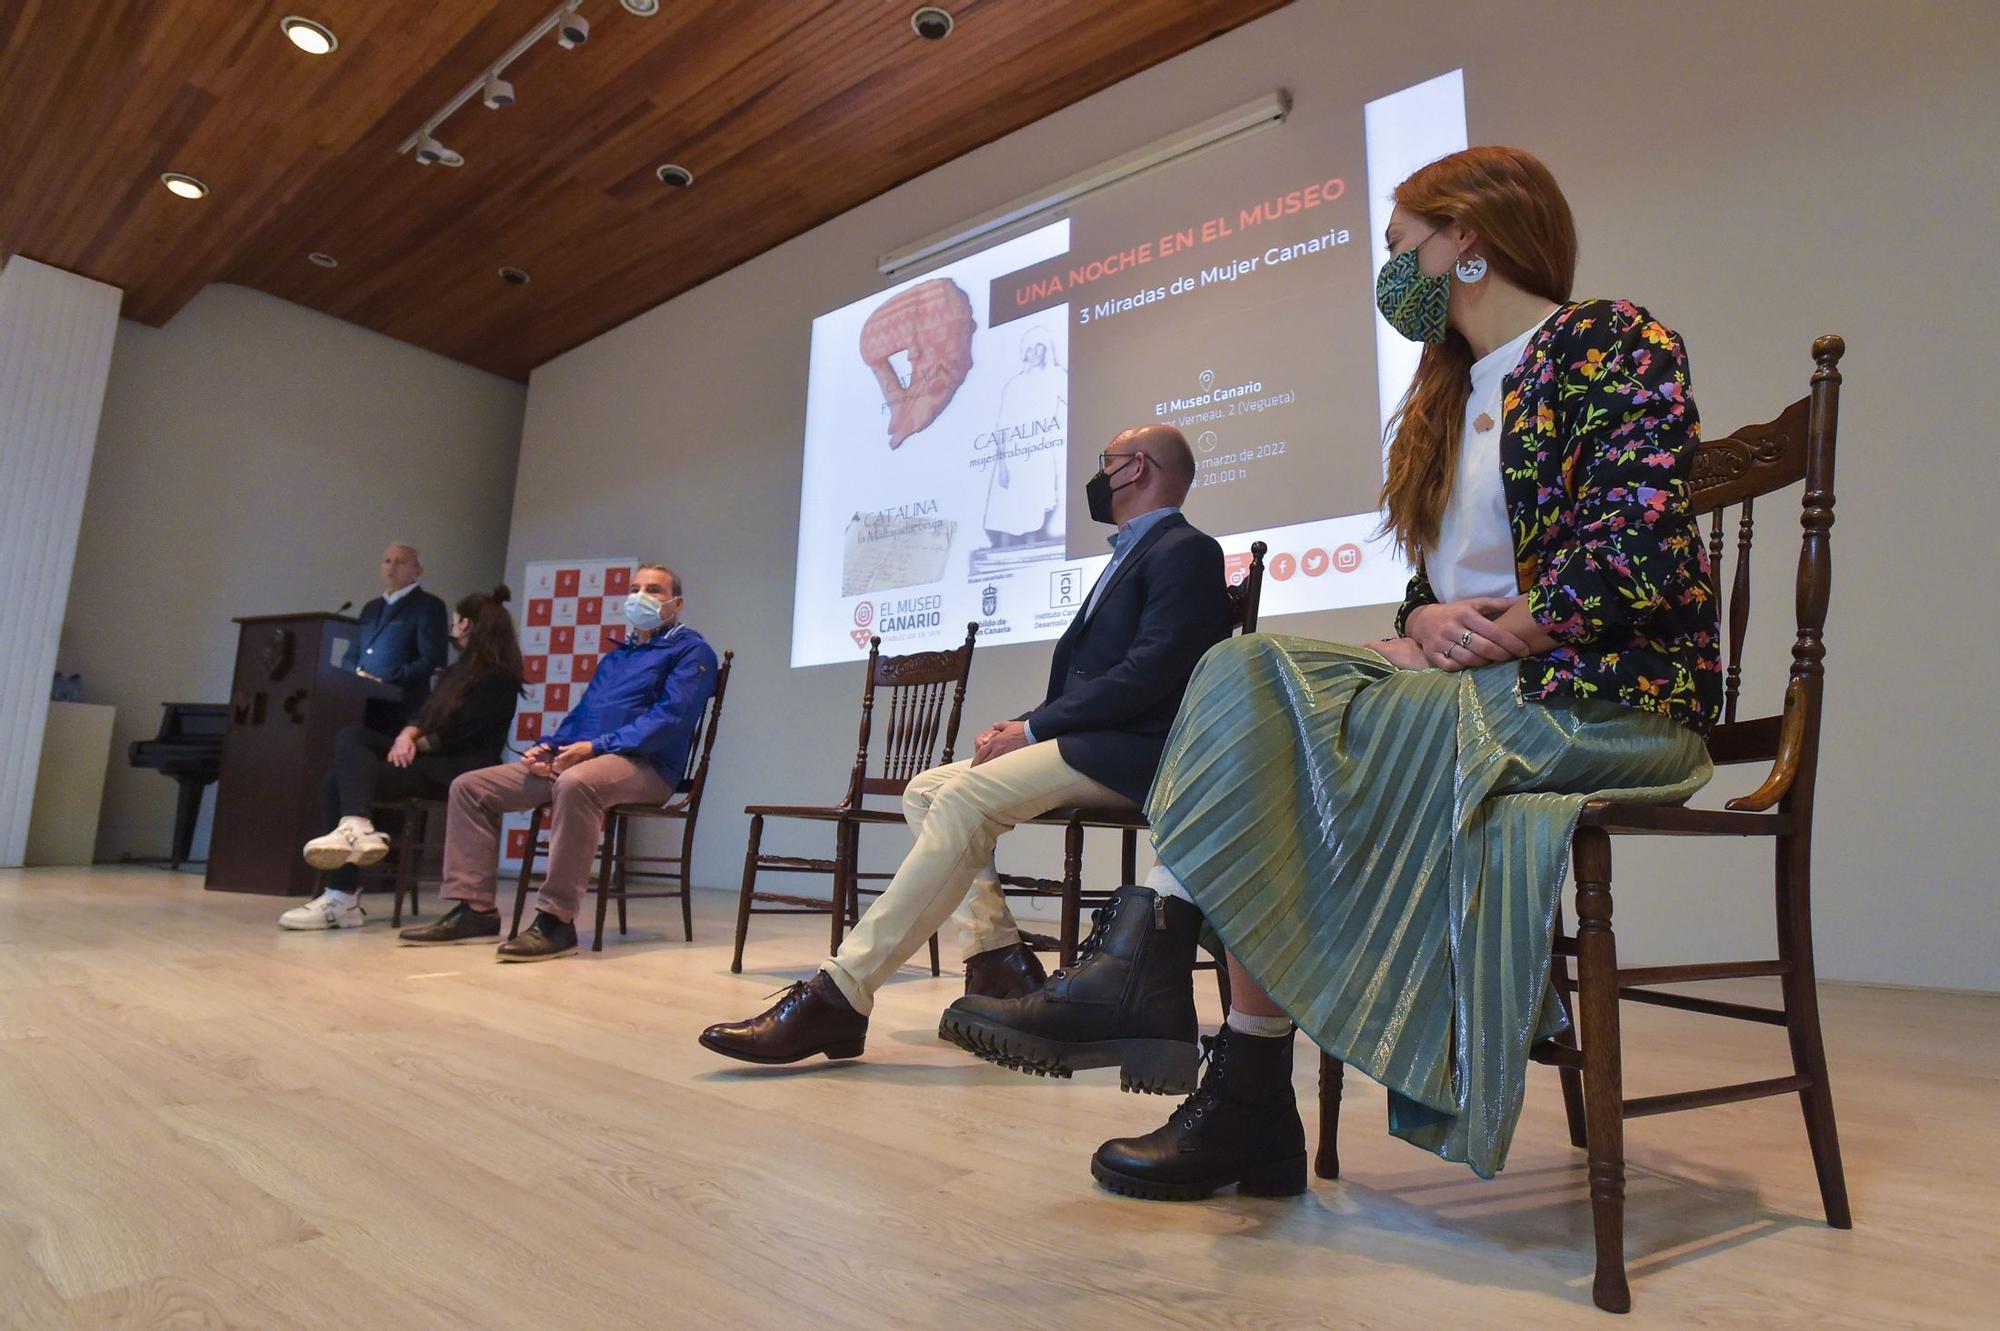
[1724,680,1807,813]
[609,797,691,818]
[1025,805,1150,829]
[1578,801,1791,837]
[743,802,849,821]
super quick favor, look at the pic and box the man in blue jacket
[400,563,718,961]
[343,543,450,728]
[700,424,1232,1062]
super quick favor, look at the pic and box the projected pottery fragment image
[858,278,976,449]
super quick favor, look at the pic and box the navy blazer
[1024,512,1232,803]
[342,586,449,719]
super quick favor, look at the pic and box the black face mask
[1086,456,1141,524]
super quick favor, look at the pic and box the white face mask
[623,591,666,632]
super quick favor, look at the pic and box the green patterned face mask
[1375,229,1452,344]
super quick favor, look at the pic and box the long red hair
[1381,147,1578,556]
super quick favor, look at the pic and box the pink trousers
[440,754,671,921]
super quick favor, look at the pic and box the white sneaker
[302,817,386,869]
[279,891,367,931]
[350,830,392,866]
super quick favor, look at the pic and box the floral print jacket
[1396,299,1723,732]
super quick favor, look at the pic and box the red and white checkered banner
[500,555,635,871]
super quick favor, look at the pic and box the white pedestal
[25,701,114,866]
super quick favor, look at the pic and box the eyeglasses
[1098,451,1151,474]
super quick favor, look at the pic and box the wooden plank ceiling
[0,0,1290,381]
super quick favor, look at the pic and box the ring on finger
[1457,629,1473,648]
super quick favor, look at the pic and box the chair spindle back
[1227,540,1269,633]
[845,622,979,804]
[1686,335,1843,814]
[677,649,734,797]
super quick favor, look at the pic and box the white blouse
[1424,315,1551,603]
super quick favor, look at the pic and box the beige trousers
[821,742,1128,1014]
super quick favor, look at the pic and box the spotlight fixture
[307,252,339,268]
[414,135,463,167]
[399,3,587,166]
[498,266,532,286]
[655,163,694,188]
[910,6,953,40]
[279,16,337,54]
[160,172,208,199]
[620,0,660,14]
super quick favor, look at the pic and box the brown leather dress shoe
[698,972,868,1064]
[962,941,1048,1000]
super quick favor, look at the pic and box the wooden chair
[382,795,445,927]
[311,794,444,927]
[584,649,734,949]
[729,625,979,974]
[1000,541,1268,970]
[508,650,735,951]
[1315,336,1852,1313]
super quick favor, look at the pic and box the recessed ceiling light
[308,252,338,268]
[498,266,531,286]
[655,163,694,188]
[160,172,208,199]
[911,6,953,40]
[621,0,660,14]
[280,16,337,54]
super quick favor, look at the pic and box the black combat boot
[962,941,1048,1000]
[938,886,1201,1093]
[1091,1024,1307,1201]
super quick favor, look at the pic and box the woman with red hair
[944,147,1721,1192]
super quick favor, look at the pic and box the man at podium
[343,543,449,728]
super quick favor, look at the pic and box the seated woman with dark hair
[281,586,524,930]
[943,145,1722,1193]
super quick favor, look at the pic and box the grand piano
[128,702,228,869]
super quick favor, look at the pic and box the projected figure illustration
[972,326,1067,576]
[858,278,976,449]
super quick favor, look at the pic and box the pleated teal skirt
[1146,635,1712,1178]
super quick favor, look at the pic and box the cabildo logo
[981,585,998,616]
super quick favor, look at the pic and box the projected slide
[792,71,1467,667]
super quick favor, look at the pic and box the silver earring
[1455,253,1488,283]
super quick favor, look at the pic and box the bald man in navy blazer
[702,424,1233,1066]
[342,542,449,729]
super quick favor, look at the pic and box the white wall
[65,283,526,863]
[0,257,121,865]
[506,0,2000,990]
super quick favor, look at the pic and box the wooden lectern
[206,612,403,896]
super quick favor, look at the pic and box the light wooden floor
[1,868,1993,1329]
